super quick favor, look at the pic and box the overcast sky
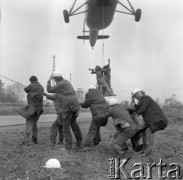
[1,0,183,102]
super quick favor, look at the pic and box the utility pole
[52,55,56,86]
[52,55,56,73]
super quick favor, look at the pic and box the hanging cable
[0,74,26,87]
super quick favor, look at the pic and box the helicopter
[63,0,141,48]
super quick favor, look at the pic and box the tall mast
[52,55,56,86]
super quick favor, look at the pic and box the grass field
[1,110,183,179]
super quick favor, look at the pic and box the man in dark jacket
[107,98,142,156]
[131,88,168,157]
[18,76,44,145]
[44,70,82,152]
[81,85,108,146]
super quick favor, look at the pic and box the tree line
[0,79,25,103]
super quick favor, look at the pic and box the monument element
[89,59,115,96]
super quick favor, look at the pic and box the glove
[131,101,135,107]
[134,98,139,105]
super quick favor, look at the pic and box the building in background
[75,88,85,103]
[165,94,177,106]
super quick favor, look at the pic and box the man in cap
[107,97,142,156]
[131,88,168,158]
[44,70,82,152]
[80,84,108,146]
[18,76,44,145]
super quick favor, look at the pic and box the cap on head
[88,84,97,90]
[108,97,118,107]
[29,76,38,82]
[132,88,143,97]
[52,70,62,78]
[44,159,61,169]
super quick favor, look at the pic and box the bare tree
[0,79,5,102]
[11,83,25,103]
[5,85,16,103]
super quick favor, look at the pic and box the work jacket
[24,82,44,111]
[46,79,79,120]
[134,95,168,128]
[17,82,44,119]
[81,89,108,124]
[107,104,140,131]
[46,94,79,115]
[47,79,75,95]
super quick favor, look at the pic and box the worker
[17,76,44,145]
[107,97,141,156]
[131,88,168,158]
[81,84,108,146]
[43,93,64,149]
[44,70,82,152]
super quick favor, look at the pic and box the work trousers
[112,126,137,155]
[84,117,108,146]
[143,127,155,156]
[50,117,64,144]
[24,111,42,143]
[132,126,155,162]
[51,112,83,150]
[130,129,146,152]
[137,120,167,156]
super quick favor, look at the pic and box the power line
[0,74,26,87]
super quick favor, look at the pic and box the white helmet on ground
[52,70,62,78]
[88,84,97,90]
[132,88,143,97]
[44,159,61,168]
[108,97,118,107]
